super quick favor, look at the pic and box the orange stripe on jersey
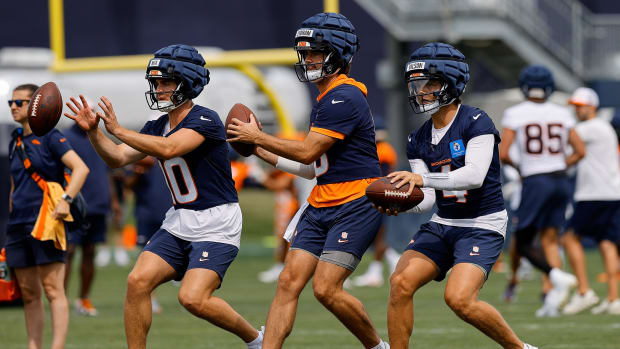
[377,141,397,167]
[310,127,345,140]
[308,178,379,208]
[316,74,368,102]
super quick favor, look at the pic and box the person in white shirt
[499,65,585,317]
[561,87,620,315]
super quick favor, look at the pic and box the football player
[562,87,620,315]
[64,44,263,349]
[227,12,389,349]
[500,65,583,317]
[377,43,537,349]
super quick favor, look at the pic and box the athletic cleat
[549,268,577,307]
[95,247,111,267]
[114,247,130,267]
[563,289,599,315]
[523,344,538,349]
[503,282,519,303]
[247,326,264,349]
[151,296,163,314]
[352,272,384,287]
[258,263,284,283]
[592,299,620,315]
[608,299,620,314]
[74,298,98,316]
[384,248,401,275]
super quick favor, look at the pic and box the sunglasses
[8,99,30,107]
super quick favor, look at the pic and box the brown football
[366,177,424,212]
[226,103,260,157]
[27,82,63,136]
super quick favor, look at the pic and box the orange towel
[31,182,73,251]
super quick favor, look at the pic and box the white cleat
[246,326,264,349]
[258,263,284,283]
[384,248,401,275]
[563,289,599,315]
[352,271,384,287]
[536,288,562,317]
[592,299,620,315]
[549,268,577,307]
[114,247,130,267]
[95,247,111,267]
[523,344,538,349]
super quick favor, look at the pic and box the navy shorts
[405,222,504,281]
[5,224,66,268]
[568,200,620,243]
[143,229,238,282]
[137,218,161,247]
[290,196,382,260]
[67,214,107,245]
[517,173,571,231]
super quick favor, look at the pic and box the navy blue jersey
[64,124,111,215]
[140,105,238,211]
[307,75,381,207]
[407,104,504,219]
[9,129,73,225]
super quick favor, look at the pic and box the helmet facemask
[294,42,343,83]
[145,76,189,112]
[406,73,454,114]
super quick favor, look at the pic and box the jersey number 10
[161,158,198,204]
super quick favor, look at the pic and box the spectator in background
[6,83,89,349]
[63,122,120,316]
[352,115,400,287]
[125,155,173,313]
[562,88,620,315]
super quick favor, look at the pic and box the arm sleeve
[406,159,436,213]
[275,157,316,180]
[421,134,495,190]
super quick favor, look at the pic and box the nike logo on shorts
[199,257,209,261]
[338,239,348,243]
[331,99,344,104]
[469,252,480,256]
[473,113,481,120]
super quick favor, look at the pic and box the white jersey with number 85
[502,101,576,177]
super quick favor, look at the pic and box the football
[226,103,259,157]
[27,82,63,137]
[366,177,424,212]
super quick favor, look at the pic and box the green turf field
[2,189,620,348]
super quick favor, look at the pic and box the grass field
[2,189,620,348]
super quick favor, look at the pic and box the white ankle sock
[371,339,387,349]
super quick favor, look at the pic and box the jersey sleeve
[139,120,156,135]
[183,110,226,142]
[501,108,517,130]
[310,94,359,140]
[465,111,500,143]
[406,131,420,160]
[46,129,73,160]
